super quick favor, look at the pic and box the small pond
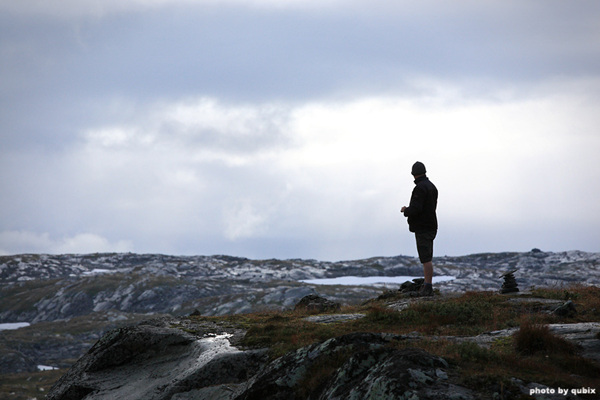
[300,275,455,286]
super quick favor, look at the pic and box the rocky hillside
[2,250,599,324]
[1,250,600,399]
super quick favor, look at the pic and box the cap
[411,161,426,176]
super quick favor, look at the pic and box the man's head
[411,161,426,177]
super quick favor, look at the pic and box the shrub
[513,320,576,355]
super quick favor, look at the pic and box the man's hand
[401,206,407,213]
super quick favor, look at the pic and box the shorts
[415,231,437,264]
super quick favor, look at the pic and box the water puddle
[194,333,240,367]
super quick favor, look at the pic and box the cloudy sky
[1,0,599,261]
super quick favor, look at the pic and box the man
[401,161,438,297]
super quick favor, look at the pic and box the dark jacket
[403,175,438,233]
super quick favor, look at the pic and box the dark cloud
[4,2,600,108]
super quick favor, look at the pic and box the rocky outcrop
[236,332,474,400]
[47,324,477,400]
[46,318,268,400]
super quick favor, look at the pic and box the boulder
[294,294,341,314]
[553,300,577,317]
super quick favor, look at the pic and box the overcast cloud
[1,0,599,260]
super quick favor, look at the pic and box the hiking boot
[419,284,433,297]
[408,286,433,298]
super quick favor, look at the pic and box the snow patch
[0,322,30,331]
[38,365,59,371]
[82,268,114,276]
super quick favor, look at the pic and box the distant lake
[300,275,455,286]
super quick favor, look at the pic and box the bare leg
[423,261,433,284]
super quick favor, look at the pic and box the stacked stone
[500,269,519,294]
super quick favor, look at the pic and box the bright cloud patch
[0,231,133,255]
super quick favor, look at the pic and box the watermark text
[529,386,596,396]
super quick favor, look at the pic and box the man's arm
[402,186,425,217]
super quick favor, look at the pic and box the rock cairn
[499,269,519,294]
